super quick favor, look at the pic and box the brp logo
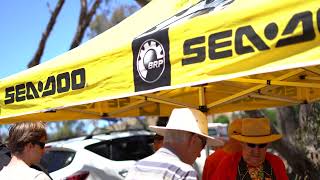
[137,39,165,83]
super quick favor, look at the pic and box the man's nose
[197,149,202,158]
[251,146,261,153]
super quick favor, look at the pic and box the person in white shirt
[125,108,224,180]
[0,121,51,180]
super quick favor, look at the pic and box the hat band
[240,133,271,137]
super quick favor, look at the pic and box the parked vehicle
[208,123,228,141]
[41,130,154,180]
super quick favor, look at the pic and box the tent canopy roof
[1,0,319,124]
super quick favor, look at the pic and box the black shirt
[0,144,11,171]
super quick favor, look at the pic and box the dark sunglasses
[247,143,267,148]
[32,141,46,149]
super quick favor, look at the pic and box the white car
[41,130,154,180]
[208,123,228,140]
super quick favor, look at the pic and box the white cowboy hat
[149,108,224,146]
[231,118,282,144]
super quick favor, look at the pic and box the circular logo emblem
[137,39,165,83]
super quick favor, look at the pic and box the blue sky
[0,0,137,79]
[0,1,139,136]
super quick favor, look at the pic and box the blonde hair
[8,121,47,153]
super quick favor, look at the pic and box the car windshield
[85,135,154,161]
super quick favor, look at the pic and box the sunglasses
[32,141,46,149]
[247,143,267,148]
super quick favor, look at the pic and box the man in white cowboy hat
[125,108,223,180]
[213,118,288,180]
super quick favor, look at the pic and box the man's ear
[25,142,34,150]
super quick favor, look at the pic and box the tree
[134,0,150,7]
[28,0,149,68]
[214,115,229,124]
[47,120,94,141]
[88,3,139,37]
[69,0,102,49]
[26,0,148,141]
[28,0,102,68]
[28,0,65,68]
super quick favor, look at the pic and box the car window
[208,128,217,136]
[208,125,228,138]
[85,135,154,161]
[217,126,228,137]
[40,150,76,173]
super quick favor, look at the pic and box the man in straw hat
[125,108,223,180]
[202,119,242,180]
[213,118,288,180]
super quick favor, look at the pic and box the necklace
[247,164,264,180]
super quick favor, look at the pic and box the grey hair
[163,130,192,143]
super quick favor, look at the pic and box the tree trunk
[134,0,150,7]
[271,136,320,179]
[28,0,102,68]
[276,106,299,139]
[69,0,102,50]
[28,0,65,68]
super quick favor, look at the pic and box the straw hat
[149,108,224,146]
[231,118,282,144]
[228,119,242,136]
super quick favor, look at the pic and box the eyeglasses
[247,143,267,148]
[32,141,46,149]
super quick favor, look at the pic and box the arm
[273,156,289,180]
[266,153,289,180]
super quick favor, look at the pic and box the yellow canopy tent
[1,0,320,124]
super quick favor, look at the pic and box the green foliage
[262,108,277,126]
[214,115,229,124]
[47,120,88,141]
[231,111,246,119]
[88,1,139,37]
